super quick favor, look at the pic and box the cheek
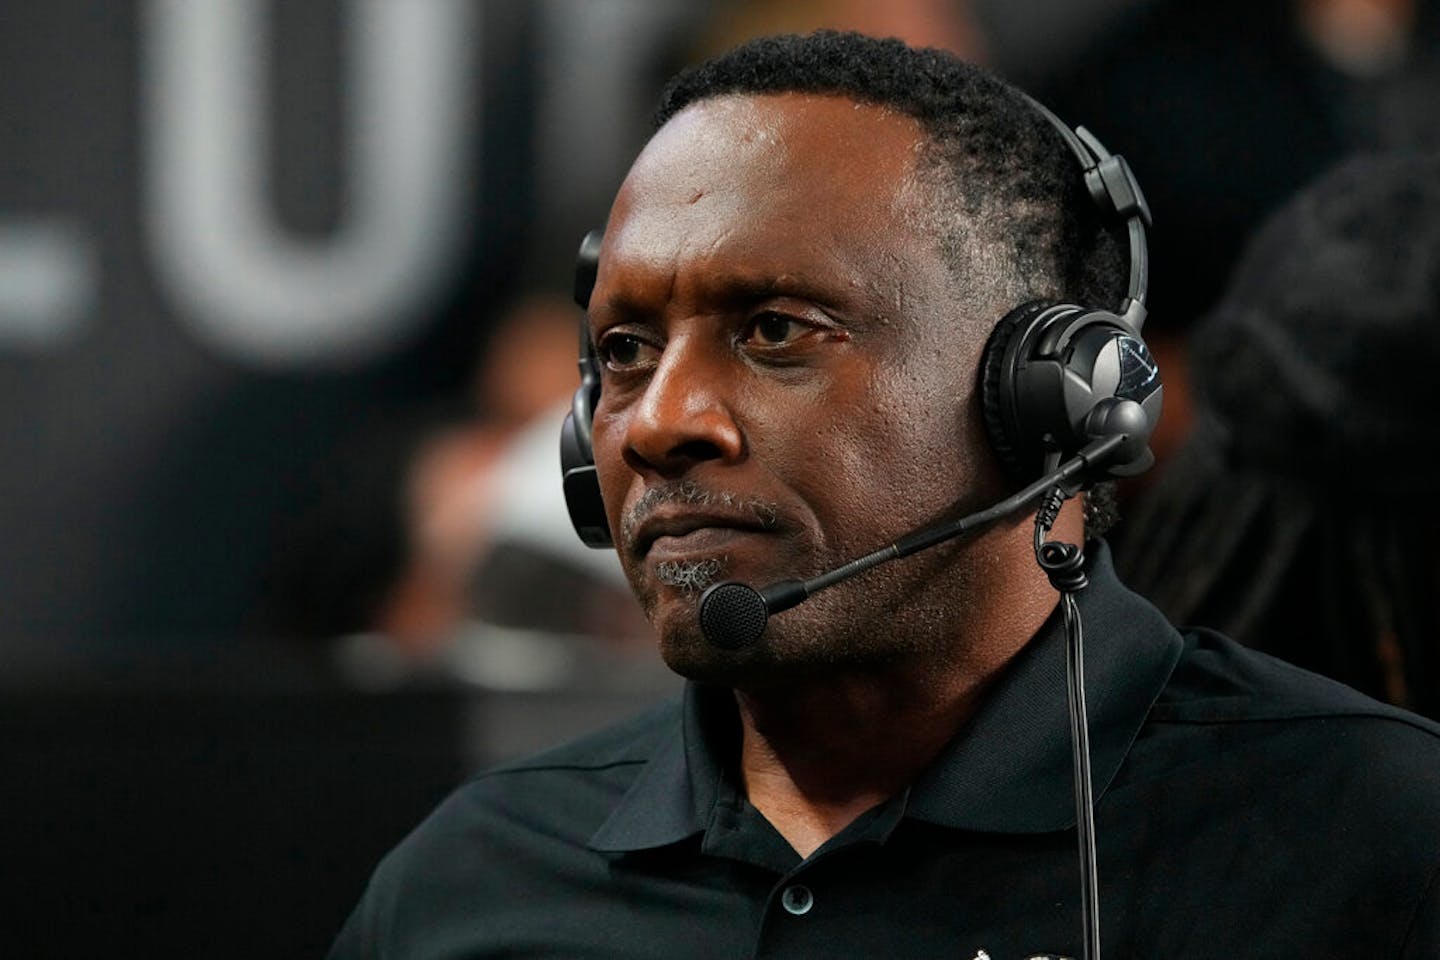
[783,366,981,553]
[590,407,633,531]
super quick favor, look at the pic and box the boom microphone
[697,428,1136,650]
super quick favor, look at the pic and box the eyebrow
[596,270,850,324]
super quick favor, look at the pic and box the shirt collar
[905,539,1183,832]
[588,680,734,853]
[589,539,1183,852]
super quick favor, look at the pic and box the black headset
[559,227,609,547]
[559,98,1160,549]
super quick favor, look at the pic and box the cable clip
[1038,540,1088,593]
[1034,486,1067,534]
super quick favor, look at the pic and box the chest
[422,812,1407,959]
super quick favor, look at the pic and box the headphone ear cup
[981,300,1163,487]
[560,353,612,548]
[560,418,611,548]
[980,301,1052,484]
[559,228,614,548]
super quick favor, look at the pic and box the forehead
[599,93,942,299]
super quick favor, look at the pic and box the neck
[732,663,992,857]
[733,550,1065,856]
[724,499,1085,857]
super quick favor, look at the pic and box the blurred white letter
[143,0,475,369]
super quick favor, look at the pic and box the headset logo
[1116,334,1160,395]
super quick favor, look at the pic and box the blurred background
[2,0,1437,956]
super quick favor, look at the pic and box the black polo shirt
[329,543,1440,958]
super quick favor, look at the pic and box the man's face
[588,93,1010,681]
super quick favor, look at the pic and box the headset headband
[1022,94,1152,332]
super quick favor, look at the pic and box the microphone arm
[698,432,1128,649]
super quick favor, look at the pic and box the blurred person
[370,292,608,657]
[1111,149,1440,720]
[383,291,657,663]
[256,404,444,654]
[1031,0,1440,482]
[262,291,654,677]
[329,32,1440,957]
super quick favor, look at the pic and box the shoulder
[415,691,678,840]
[1143,627,1440,814]
[1099,629,1440,955]
[1157,626,1440,734]
[327,694,684,957]
[363,693,680,889]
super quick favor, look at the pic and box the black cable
[1063,590,1101,959]
[1034,492,1101,960]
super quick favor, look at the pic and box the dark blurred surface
[2,645,451,957]
[0,636,675,958]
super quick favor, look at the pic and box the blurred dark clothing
[1110,150,1440,719]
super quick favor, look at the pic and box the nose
[622,334,745,477]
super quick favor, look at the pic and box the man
[329,31,1440,958]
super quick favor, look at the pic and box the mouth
[630,509,776,563]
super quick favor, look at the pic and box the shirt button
[780,884,814,916]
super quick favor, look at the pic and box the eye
[596,331,659,372]
[744,312,808,347]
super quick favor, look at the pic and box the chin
[654,615,783,685]
[652,608,884,689]
[652,601,724,668]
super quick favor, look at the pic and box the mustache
[619,479,782,543]
[655,557,726,594]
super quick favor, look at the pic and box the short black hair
[654,30,1127,313]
